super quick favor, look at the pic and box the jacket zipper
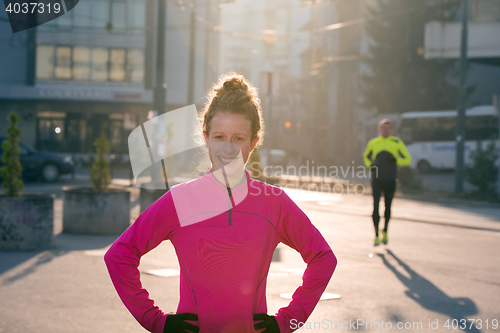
[226,187,232,226]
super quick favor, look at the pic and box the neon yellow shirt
[363,135,411,169]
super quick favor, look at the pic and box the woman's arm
[104,191,179,333]
[274,191,338,333]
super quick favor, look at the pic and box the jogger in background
[363,119,411,246]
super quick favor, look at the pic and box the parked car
[0,137,74,182]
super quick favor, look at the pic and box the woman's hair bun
[219,77,248,96]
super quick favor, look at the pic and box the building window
[73,46,90,80]
[74,0,91,28]
[475,0,500,22]
[92,0,109,29]
[109,118,124,151]
[127,49,144,83]
[112,1,126,30]
[55,46,72,79]
[57,9,73,30]
[91,47,109,82]
[38,0,146,32]
[128,0,146,30]
[110,48,126,81]
[36,45,144,83]
[36,112,66,152]
[36,45,54,79]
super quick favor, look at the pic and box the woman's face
[203,112,259,171]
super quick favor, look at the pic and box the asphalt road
[1,178,499,333]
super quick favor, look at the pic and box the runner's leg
[383,180,397,232]
[372,179,382,237]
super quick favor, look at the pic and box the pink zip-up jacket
[104,170,337,333]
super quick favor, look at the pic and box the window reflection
[128,0,146,30]
[92,1,109,29]
[37,117,66,152]
[110,119,123,150]
[74,0,91,28]
[92,48,108,81]
[110,49,126,81]
[73,46,90,80]
[36,45,54,80]
[127,49,144,83]
[57,9,72,29]
[37,45,144,83]
[55,46,72,79]
[112,1,126,30]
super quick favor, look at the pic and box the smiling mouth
[219,156,237,163]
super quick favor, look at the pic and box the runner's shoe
[381,230,388,245]
[374,236,381,246]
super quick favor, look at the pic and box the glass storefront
[35,111,137,154]
[36,111,66,151]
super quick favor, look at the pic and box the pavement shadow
[378,249,481,333]
[0,233,118,285]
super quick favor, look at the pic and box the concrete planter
[0,194,54,251]
[140,186,168,213]
[63,187,130,235]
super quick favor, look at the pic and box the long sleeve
[104,191,179,333]
[396,140,411,166]
[274,191,337,333]
[363,140,374,168]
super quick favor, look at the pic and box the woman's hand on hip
[253,313,280,332]
[163,312,199,333]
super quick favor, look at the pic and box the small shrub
[465,140,499,194]
[90,132,111,191]
[0,112,24,197]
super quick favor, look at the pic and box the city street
[1,178,499,332]
[2,0,500,331]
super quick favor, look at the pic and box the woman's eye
[214,136,223,140]
[234,137,243,141]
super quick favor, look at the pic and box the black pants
[372,178,396,236]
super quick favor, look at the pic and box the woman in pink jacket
[104,73,337,333]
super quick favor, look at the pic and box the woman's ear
[251,136,259,151]
[203,132,209,147]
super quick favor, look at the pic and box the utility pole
[153,0,167,116]
[454,0,469,194]
[187,1,196,105]
[203,0,212,94]
[152,0,168,189]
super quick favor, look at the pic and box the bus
[399,105,499,172]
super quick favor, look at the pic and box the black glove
[253,313,280,333]
[163,312,199,333]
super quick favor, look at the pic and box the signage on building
[0,83,153,103]
[38,89,113,100]
[114,92,142,100]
